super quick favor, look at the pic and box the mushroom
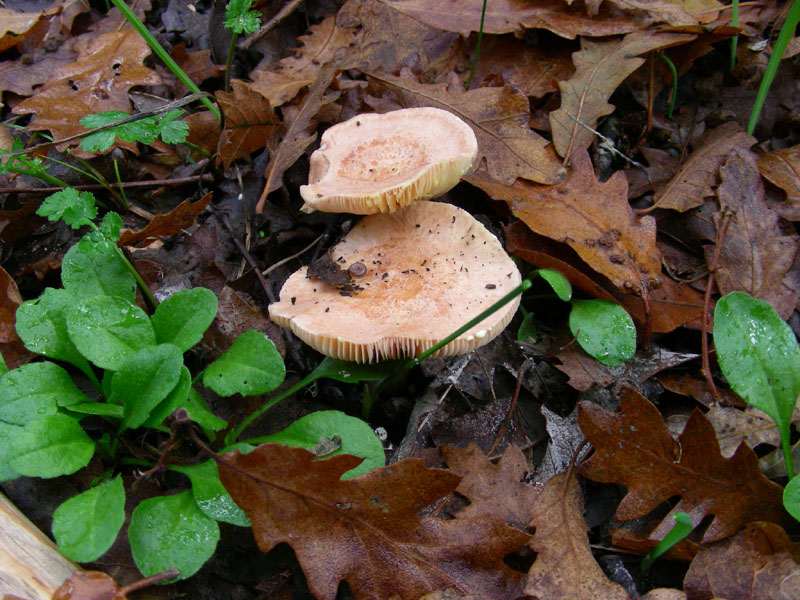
[299,107,478,215]
[268,201,522,363]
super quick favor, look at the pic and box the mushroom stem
[361,279,532,419]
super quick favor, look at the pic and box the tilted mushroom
[299,107,478,215]
[269,201,522,363]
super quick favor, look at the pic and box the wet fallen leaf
[369,72,566,185]
[218,443,528,599]
[51,570,118,600]
[550,30,695,161]
[167,44,223,97]
[683,522,800,600]
[646,122,756,212]
[705,149,799,318]
[13,30,162,148]
[118,193,212,245]
[525,470,630,599]
[441,444,539,531]
[657,372,744,409]
[625,147,681,199]
[0,264,31,369]
[0,36,81,98]
[0,7,44,53]
[757,143,800,208]
[578,387,792,543]
[216,80,281,169]
[473,148,660,296]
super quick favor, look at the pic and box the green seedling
[79,109,189,153]
[464,0,488,90]
[4,188,384,580]
[224,0,262,91]
[658,52,678,119]
[518,268,636,367]
[714,291,800,479]
[641,511,693,571]
[0,138,71,188]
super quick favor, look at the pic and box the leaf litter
[2,0,800,598]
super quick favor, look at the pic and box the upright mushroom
[300,107,478,214]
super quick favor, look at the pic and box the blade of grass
[730,0,739,72]
[464,0,487,90]
[658,52,678,119]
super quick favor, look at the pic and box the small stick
[262,233,323,276]
[239,0,305,50]
[0,174,213,195]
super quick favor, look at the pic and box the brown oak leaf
[646,122,756,212]
[472,148,660,296]
[758,143,800,202]
[13,30,162,148]
[0,265,31,369]
[368,72,566,185]
[550,30,695,161]
[525,470,631,599]
[216,80,281,169]
[704,149,800,318]
[578,387,792,543]
[218,444,529,600]
[118,194,212,246]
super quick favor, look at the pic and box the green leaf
[0,421,23,482]
[79,130,118,153]
[172,460,250,527]
[714,292,800,463]
[80,111,130,129]
[224,0,261,34]
[129,491,220,581]
[100,212,123,242]
[181,388,226,438]
[66,296,155,371]
[37,189,97,229]
[0,354,7,375]
[536,268,572,301]
[517,312,536,341]
[8,414,94,478]
[569,299,636,367]
[52,476,125,562]
[309,357,406,384]
[0,362,89,425]
[61,235,136,302]
[66,403,125,418]
[253,410,385,479]
[141,365,191,428]
[151,288,218,352]
[113,344,184,431]
[157,110,189,144]
[15,288,91,373]
[784,475,800,523]
[202,330,285,397]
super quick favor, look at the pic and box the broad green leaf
[202,330,285,397]
[113,344,183,431]
[129,491,220,581]
[15,288,91,372]
[536,268,572,301]
[66,403,124,418]
[181,388,226,438]
[172,460,250,527]
[8,414,94,478]
[151,288,218,352]
[517,312,536,341]
[253,410,385,479]
[52,476,125,562]
[66,296,155,371]
[569,299,635,367]
[37,188,97,229]
[0,362,89,425]
[61,235,136,302]
[0,421,23,482]
[784,475,800,523]
[142,365,191,428]
[714,292,800,458]
[309,357,405,384]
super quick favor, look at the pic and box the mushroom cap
[299,108,478,215]
[268,201,522,363]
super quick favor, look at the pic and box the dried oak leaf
[440,444,539,531]
[118,193,212,245]
[525,470,630,600]
[0,264,32,369]
[216,80,281,169]
[13,30,162,148]
[683,522,800,600]
[0,7,45,52]
[166,43,223,97]
[578,387,792,543]
[471,148,660,295]
[249,16,358,108]
[369,72,565,185]
[217,444,528,600]
[704,149,800,319]
[550,30,695,161]
[647,122,756,212]
[758,143,800,221]
[0,36,81,98]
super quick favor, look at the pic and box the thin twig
[262,233,323,276]
[0,173,213,195]
[239,0,305,50]
[217,211,277,303]
[560,110,646,169]
[488,358,533,456]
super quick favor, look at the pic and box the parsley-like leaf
[225,0,261,34]
[37,189,97,229]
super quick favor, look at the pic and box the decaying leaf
[0,264,31,369]
[52,570,119,600]
[216,80,281,169]
[117,194,212,246]
[368,72,566,185]
[218,443,529,600]
[13,30,162,147]
[578,387,792,543]
[441,444,539,531]
[550,30,695,161]
[0,7,44,53]
[705,149,800,318]
[525,471,630,600]
[758,143,800,203]
[683,522,800,600]
[472,148,660,296]
[646,122,756,212]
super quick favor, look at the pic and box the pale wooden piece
[0,492,78,600]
